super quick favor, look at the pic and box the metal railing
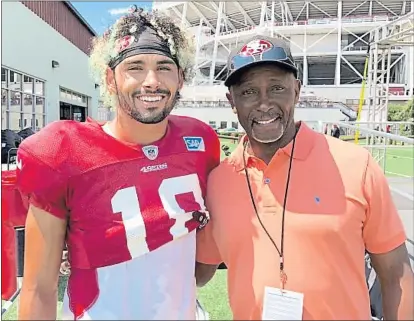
[203,14,392,39]
[319,121,414,178]
[218,121,413,178]
[347,121,414,136]
[175,99,356,110]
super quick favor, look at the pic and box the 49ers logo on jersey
[239,39,273,57]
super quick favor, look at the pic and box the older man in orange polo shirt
[195,35,413,320]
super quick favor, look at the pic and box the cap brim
[224,59,298,87]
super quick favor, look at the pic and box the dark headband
[108,26,179,70]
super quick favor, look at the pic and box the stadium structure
[154,1,414,129]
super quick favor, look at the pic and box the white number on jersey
[111,174,205,259]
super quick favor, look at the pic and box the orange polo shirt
[197,122,406,320]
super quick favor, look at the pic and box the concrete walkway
[388,177,414,269]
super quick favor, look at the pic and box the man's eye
[271,86,284,91]
[242,89,256,95]
[128,66,143,71]
[158,66,172,71]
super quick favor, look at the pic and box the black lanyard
[243,135,296,289]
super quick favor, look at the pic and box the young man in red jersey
[16,7,219,320]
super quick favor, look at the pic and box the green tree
[407,99,414,136]
[387,99,414,136]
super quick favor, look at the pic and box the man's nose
[258,92,271,112]
[142,70,160,90]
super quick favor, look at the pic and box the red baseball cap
[224,35,298,87]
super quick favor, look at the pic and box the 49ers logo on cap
[239,39,273,57]
[115,35,135,53]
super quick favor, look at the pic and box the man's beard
[117,90,180,125]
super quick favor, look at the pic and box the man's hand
[370,243,414,320]
[193,211,210,231]
[60,250,71,276]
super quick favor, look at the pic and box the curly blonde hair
[89,8,195,107]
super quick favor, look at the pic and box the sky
[71,2,153,35]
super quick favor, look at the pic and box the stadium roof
[154,1,412,33]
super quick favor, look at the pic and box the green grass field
[198,270,232,320]
[2,135,412,320]
[219,136,414,177]
[380,147,414,177]
[3,272,232,320]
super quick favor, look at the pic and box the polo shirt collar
[229,121,316,171]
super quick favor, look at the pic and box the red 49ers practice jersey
[16,116,220,320]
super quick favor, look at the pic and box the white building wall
[290,34,339,55]
[204,33,341,58]
[181,84,366,103]
[300,85,364,102]
[172,107,346,127]
[404,46,414,88]
[181,85,228,101]
[2,2,99,124]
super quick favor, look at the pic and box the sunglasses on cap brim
[230,46,295,72]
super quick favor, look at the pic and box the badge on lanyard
[262,286,304,320]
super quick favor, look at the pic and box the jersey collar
[86,117,173,150]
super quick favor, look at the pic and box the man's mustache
[132,89,170,96]
[250,111,283,122]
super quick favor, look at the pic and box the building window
[231,121,238,129]
[59,87,88,122]
[1,67,46,131]
[208,120,216,128]
[1,66,46,132]
[219,121,227,129]
[1,68,7,84]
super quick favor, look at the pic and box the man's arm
[370,244,414,320]
[195,223,222,287]
[362,152,413,320]
[18,205,67,320]
[196,130,222,287]
[16,142,70,320]
[195,262,219,287]
[195,219,221,286]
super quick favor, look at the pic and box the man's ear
[226,91,237,115]
[178,69,184,90]
[106,67,116,94]
[294,79,302,104]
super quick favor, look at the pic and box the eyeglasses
[229,46,295,72]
